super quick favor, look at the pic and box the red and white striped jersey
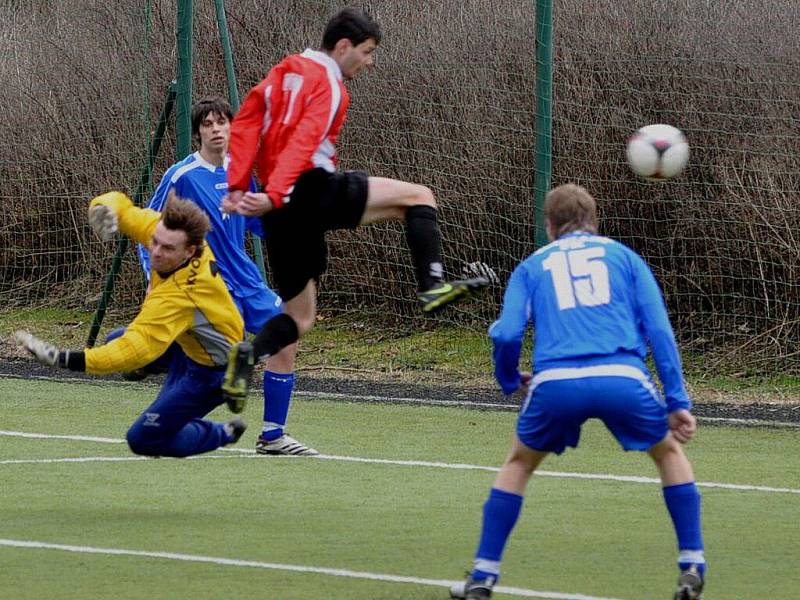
[227,49,350,208]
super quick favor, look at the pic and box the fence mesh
[551,0,800,371]
[1,0,798,374]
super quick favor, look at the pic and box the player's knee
[507,443,544,473]
[282,310,314,336]
[649,434,684,464]
[412,184,436,208]
[294,314,315,335]
[126,425,160,456]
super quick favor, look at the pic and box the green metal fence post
[176,0,194,159]
[86,84,177,347]
[215,0,239,110]
[533,0,554,248]
[214,0,268,282]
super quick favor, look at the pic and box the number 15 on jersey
[542,247,611,310]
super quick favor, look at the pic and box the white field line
[699,416,800,428]
[2,429,799,495]
[0,538,624,600]
[0,454,244,465]
[2,372,799,428]
[293,390,800,429]
[0,430,126,444]
[293,389,518,410]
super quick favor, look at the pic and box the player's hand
[221,190,244,214]
[462,261,500,284]
[14,331,59,366]
[236,192,274,216]
[504,371,532,397]
[519,371,532,396]
[87,204,119,241]
[668,409,697,444]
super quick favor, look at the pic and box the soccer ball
[626,124,689,181]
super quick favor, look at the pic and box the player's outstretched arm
[15,315,180,377]
[15,331,82,370]
[89,192,160,246]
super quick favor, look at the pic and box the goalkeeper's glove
[88,204,119,241]
[462,261,500,284]
[13,330,86,372]
[14,331,59,366]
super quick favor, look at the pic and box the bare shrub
[1,0,798,371]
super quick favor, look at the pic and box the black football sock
[252,314,299,362]
[405,205,444,292]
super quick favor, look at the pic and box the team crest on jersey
[210,260,220,277]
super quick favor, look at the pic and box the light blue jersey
[138,152,282,333]
[490,231,690,412]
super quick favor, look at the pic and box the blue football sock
[471,487,524,583]
[663,482,705,577]
[262,370,295,441]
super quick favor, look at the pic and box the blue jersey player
[451,184,705,600]
[135,97,318,456]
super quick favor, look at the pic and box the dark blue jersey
[138,152,265,296]
[490,231,690,411]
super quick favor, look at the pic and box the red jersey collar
[301,48,343,81]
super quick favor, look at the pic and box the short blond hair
[544,183,598,238]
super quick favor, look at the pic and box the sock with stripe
[471,487,524,583]
[663,481,706,577]
[405,205,443,292]
[261,370,295,442]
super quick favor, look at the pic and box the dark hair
[161,192,211,257]
[191,97,233,137]
[544,184,599,238]
[322,7,381,50]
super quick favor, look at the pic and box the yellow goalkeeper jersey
[85,192,244,375]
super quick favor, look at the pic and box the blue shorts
[126,352,228,457]
[233,287,283,335]
[517,364,668,454]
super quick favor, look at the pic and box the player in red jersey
[222,8,490,421]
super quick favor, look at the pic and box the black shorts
[261,168,369,302]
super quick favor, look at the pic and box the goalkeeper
[15,192,255,458]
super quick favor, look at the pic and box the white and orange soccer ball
[626,124,689,181]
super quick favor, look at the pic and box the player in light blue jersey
[451,184,705,600]
[133,97,317,456]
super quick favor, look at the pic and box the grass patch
[0,308,798,403]
[0,377,799,599]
